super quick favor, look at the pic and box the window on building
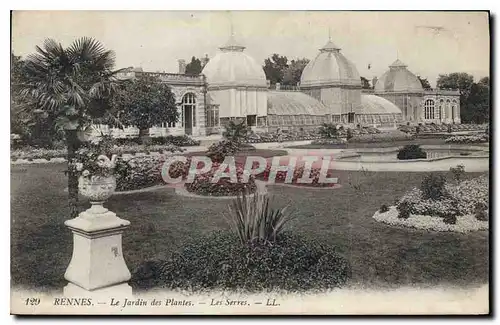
[247,115,257,126]
[206,105,219,127]
[424,99,435,119]
[182,93,196,128]
[438,99,444,120]
[348,112,355,123]
[403,96,408,117]
[451,100,457,120]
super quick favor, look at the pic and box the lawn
[11,162,489,292]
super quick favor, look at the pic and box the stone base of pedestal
[64,283,133,298]
[64,204,132,297]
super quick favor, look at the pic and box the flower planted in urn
[71,137,119,208]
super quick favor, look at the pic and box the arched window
[424,99,435,120]
[451,100,457,120]
[437,99,444,120]
[181,93,196,131]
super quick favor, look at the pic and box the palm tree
[18,37,122,218]
[222,120,249,144]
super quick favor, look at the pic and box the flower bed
[244,127,382,144]
[11,148,67,161]
[185,162,257,197]
[398,123,488,134]
[310,138,347,146]
[132,231,350,292]
[374,174,489,232]
[373,206,488,233]
[10,143,183,162]
[256,164,339,188]
[445,134,489,144]
[114,135,200,147]
[245,130,321,143]
[348,130,414,143]
[115,155,166,192]
[398,174,488,217]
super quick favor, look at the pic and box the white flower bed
[373,206,488,233]
[445,134,489,144]
[398,174,489,216]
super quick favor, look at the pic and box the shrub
[207,140,240,163]
[165,158,190,180]
[397,201,411,219]
[420,173,447,200]
[397,144,427,160]
[346,129,353,141]
[226,192,294,245]
[115,156,165,191]
[379,204,389,213]
[474,202,488,221]
[185,162,257,196]
[442,214,457,225]
[318,123,339,139]
[450,164,466,182]
[143,231,350,292]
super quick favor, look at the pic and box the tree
[437,73,474,99]
[417,76,432,90]
[11,53,64,147]
[437,73,489,124]
[464,79,489,123]
[112,74,178,143]
[185,56,202,75]
[283,58,309,86]
[18,37,121,218]
[11,54,31,137]
[360,77,371,89]
[263,54,289,85]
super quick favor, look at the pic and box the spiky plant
[225,191,294,245]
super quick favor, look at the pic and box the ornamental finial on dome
[220,16,246,52]
[389,59,408,69]
[320,28,341,52]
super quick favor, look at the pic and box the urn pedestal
[64,176,132,298]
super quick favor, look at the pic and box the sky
[11,11,490,87]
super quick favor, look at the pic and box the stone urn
[78,175,116,213]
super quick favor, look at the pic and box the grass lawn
[11,163,489,292]
[287,137,452,150]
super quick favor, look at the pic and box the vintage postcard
[10,10,490,315]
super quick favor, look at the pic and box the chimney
[178,59,186,74]
[276,82,281,91]
[372,77,378,89]
[201,54,209,68]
